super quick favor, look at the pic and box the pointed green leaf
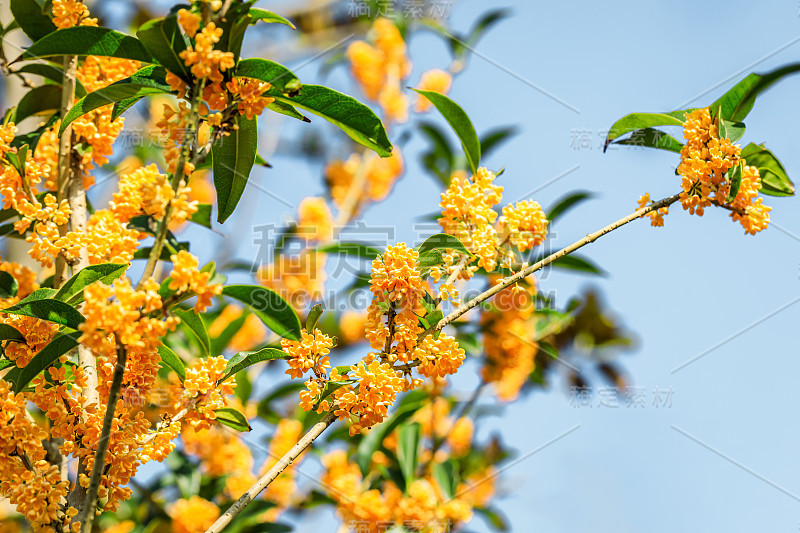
[726,163,743,203]
[0,323,25,342]
[111,96,144,121]
[220,347,289,384]
[174,308,211,357]
[215,407,252,432]
[711,63,800,123]
[0,271,19,299]
[188,203,213,229]
[54,263,128,306]
[221,285,301,340]
[21,27,155,62]
[249,8,296,29]
[551,254,604,276]
[269,85,392,157]
[432,460,458,499]
[213,115,258,223]
[603,112,688,150]
[611,127,683,153]
[136,15,191,80]
[266,100,309,122]
[316,242,382,260]
[10,0,57,42]
[480,126,517,158]
[157,344,186,382]
[15,85,61,123]
[236,58,301,95]
[60,65,173,134]
[305,304,323,333]
[10,332,80,393]
[417,233,470,256]
[1,288,84,329]
[740,143,794,197]
[411,89,480,174]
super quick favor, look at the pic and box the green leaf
[305,304,323,333]
[10,332,80,393]
[475,506,510,532]
[269,85,392,157]
[174,308,211,357]
[603,111,689,151]
[417,249,444,277]
[740,143,795,197]
[220,347,289,384]
[551,254,604,276]
[15,63,88,97]
[266,101,309,122]
[221,285,301,340]
[10,0,56,42]
[1,288,84,329]
[718,117,745,143]
[711,63,800,123]
[14,85,61,123]
[397,422,421,486]
[188,203,213,228]
[0,271,19,298]
[214,407,252,432]
[111,96,143,121]
[21,27,155,62]
[432,460,458,499]
[249,8,296,29]
[546,191,594,223]
[726,163,743,203]
[0,323,25,342]
[235,58,302,95]
[411,89,480,175]
[316,242,382,260]
[54,263,127,306]
[213,115,258,223]
[157,344,186,382]
[467,8,511,47]
[136,15,191,81]
[611,127,684,153]
[417,233,470,256]
[480,126,517,158]
[60,65,173,134]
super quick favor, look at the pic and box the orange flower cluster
[259,251,326,313]
[155,102,196,176]
[501,200,549,252]
[52,0,96,28]
[179,21,235,84]
[637,193,669,227]
[173,356,236,430]
[347,18,412,123]
[320,449,474,532]
[225,78,275,119]
[415,68,453,112]
[167,251,223,313]
[281,328,334,379]
[296,196,333,242]
[82,209,144,265]
[111,164,197,224]
[674,107,771,234]
[414,333,466,379]
[326,149,405,210]
[481,278,538,401]
[171,496,220,533]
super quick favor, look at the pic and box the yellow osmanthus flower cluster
[641,107,771,234]
[179,18,235,84]
[111,163,197,225]
[170,496,220,533]
[296,196,333,242]
[168,251,223,313]
[481,277,538,401]
[172,356,236,430]
[281,328,334,380]
[347,18,412,123]
[155,102,197,176]
[52,0,96,28]
[325,149,405,211]
[320,449,474,532]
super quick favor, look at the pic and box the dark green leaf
[15,63,88,97]
[11,332,80,393]
[480,126,517,158]
[397,422,421,485]
[1,288,84,329]
[611,127,683,153]
[236,58,301,95]
[188,203,213,228]
[157,344,186,382]
[0,271,19,298]
[266,100,309,122]
[269,85,392,157]
[213,115,258,223]
[417,233,470,256]
[551,254,604,276]
[21,27,155,62]
[111,96,143,121]
[726,163,743,203]
[60,65,173,134]
[418,121,454,184]
[411,89,480,175]
[316,242,381,260]
[475,506,510,532]
[214,407,252,432]
[0,323,25,342]
[603,111,688,151]
[220,347,289,383]
[54,263,127,306]
[740,143,795,197]
[711,64,800,123]
[136,15,191,80]
[432,460,457,499]
[546,191,594,223]
[467,8,511,47]
[221,285,301,340]
[240,523,292,533]
[249,8,296,29]
[174,308,211,357]
[305,304,323,333]
[14,85,61,123]
[10,0,56,42]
